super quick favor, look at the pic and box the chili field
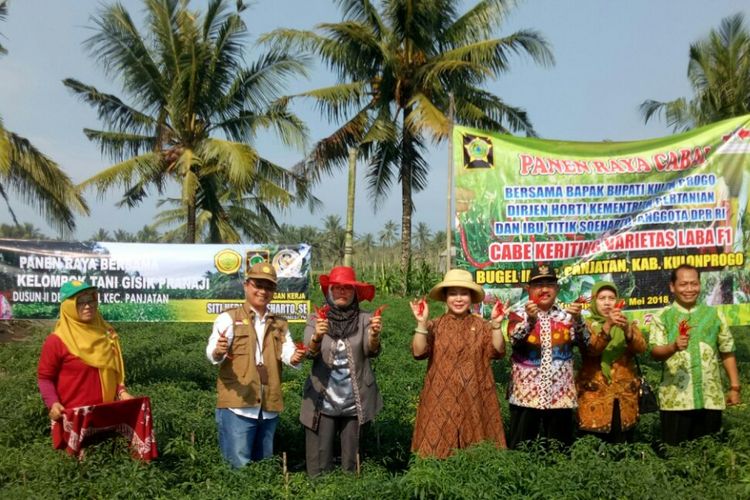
[1,296,748,499]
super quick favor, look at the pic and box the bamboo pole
[445,93,456,270]
[344,146,357,267]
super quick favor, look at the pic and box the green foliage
[10,303,59,319]
[1,312,749,498]
[266,0,553,274]
[0,222,49,239]
[67,0,311,244]
[641,12,750,131]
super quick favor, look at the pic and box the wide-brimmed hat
[59,280,97,302]
[245,261,278,284]
[428,269,484,303]
[320,266,375,302]
[528,262,558,285]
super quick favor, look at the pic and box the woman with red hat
[300,266,383,476]
[410,269,507,458]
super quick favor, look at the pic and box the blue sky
[0,0,747,240]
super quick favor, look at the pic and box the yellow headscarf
[54,298,125,403]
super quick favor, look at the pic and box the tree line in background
[0,216,446,294]
[1,1,750,293]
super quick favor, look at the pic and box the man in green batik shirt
[649,264,741,446]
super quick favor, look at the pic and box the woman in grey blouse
[300,266,383,476]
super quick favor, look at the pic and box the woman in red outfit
[37,280,133,426]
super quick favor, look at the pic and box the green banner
[454,115,750,325]
[0,240,311,322]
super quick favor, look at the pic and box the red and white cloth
[51,397,158,461]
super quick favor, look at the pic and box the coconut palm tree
[0,0,88,234]
[264,0,553,285]
[135,224,161,243]
[113,229,135,242]
[413,221,433,254]
[378,219,399,249]
[355,231,377,258]
[641,13,750,131]
[272,223,321,246]
[0,222,47,239]
[65,0,313,243]
[151,187,293,243]
[90,228,112,241]
[319,214,347,266]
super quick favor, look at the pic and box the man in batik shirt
[507,263,589,448]
[649,264,741,445]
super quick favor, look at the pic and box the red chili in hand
[295,341,308,352]
[614,299,626,310]
[678,319,691,337]
[315,304,330,320]
[373,304,388,317]
[492,299,505,318]
[530,290,542,305]
[574,295,590,304]
[417,297,427,316]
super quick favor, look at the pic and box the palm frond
[297,81,370,123]
[85,2,166,109]
[405,93,450,140]
[79,152,164,198]
[83,129,157,161]
[63,79,157,135]
[296,109,370,183]
[444,0,516,45]
[1,129,89,233]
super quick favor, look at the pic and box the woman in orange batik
[576,281,646,443]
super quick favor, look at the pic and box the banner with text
[0,241,311,322]
[454,115,750,326]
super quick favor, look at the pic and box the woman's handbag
[635,357,659,414]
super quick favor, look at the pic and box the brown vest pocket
[256,364,269,385]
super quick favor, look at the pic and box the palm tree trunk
[186,202,196,243]
[344,147,357,267]
[400,122,413,294]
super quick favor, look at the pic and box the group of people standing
[205,263,382,474]
[408,262,741,458]
[35,260,741,472]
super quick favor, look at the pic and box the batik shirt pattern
[649,303,734,411]
[508,304,589,409]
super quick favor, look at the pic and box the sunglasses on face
[247,280,276,291]
[76,294,98,306]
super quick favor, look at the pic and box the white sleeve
[206,313,234,365]
[280,329,300,369]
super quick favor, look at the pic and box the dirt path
[0,320,53,343]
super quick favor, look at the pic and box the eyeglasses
[247,280,276,292]
[76,294,98,306]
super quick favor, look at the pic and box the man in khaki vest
[206,262,305,467]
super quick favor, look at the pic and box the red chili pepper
[295,341,308,352]
[492,299,505,318]
[530,290,542,305]
[678,319,691,337]
[314,304,330,320]
[417,297,427,316]
[614,299,626,310]
[574,295,590,304]
[373,304,388,317]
